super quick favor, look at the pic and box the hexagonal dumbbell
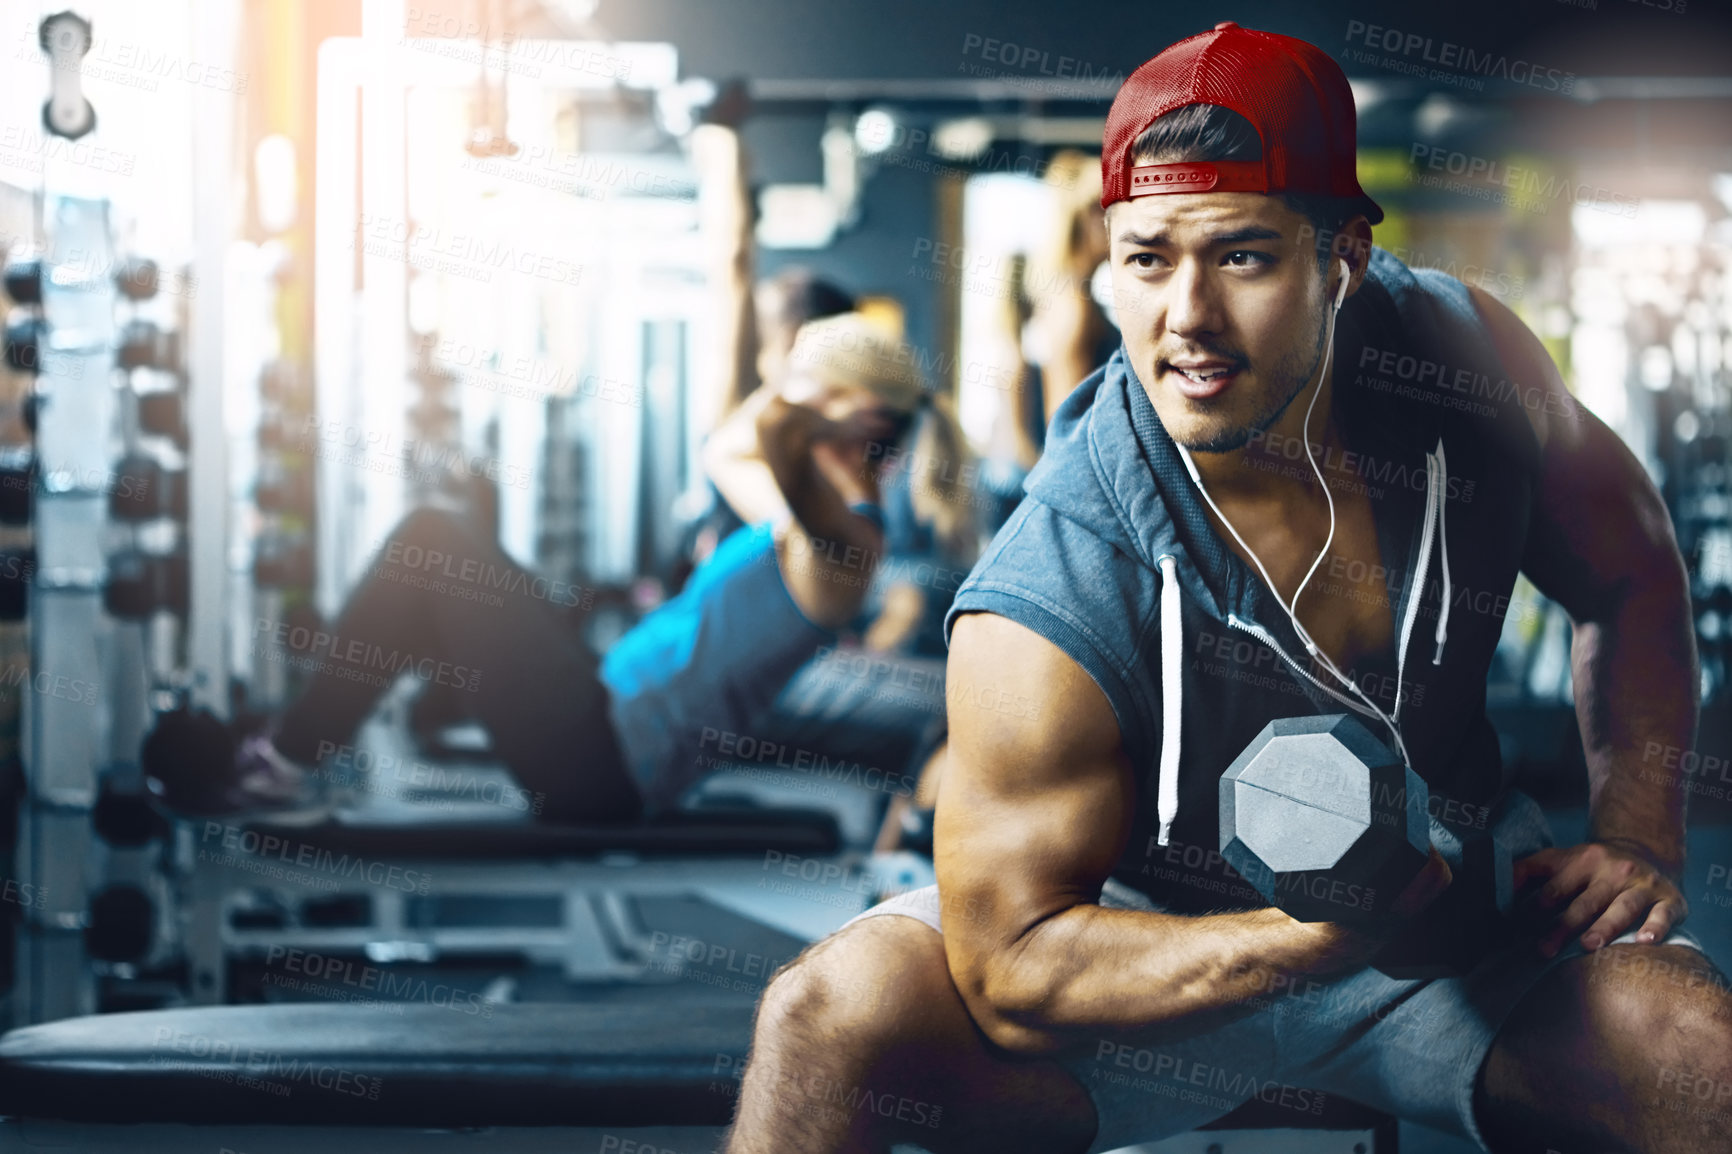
[0,547,31,621]
[93,768,170,848]
[1219,713,1519,976]
[2,260,42,305]
[1219,713,1429,924]
[86,884,154,964]
[2,313,44,374]
[114,257,159,301]
[118,320,182,373]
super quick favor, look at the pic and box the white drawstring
[1182,431,1409,760]
[1289,343,1339,661]
[1432,440,1453,665]
[1156,554,1182,847]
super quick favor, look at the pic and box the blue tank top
[602,505,884,811]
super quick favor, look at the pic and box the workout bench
[0,1002,1397,1152]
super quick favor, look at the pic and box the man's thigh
[846,883,1706,1152]
[1473,939,1732,1152]
[1271,925,1707,1150]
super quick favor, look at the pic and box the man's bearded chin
[1175,310,1331,456]
[1177,368,1306,454]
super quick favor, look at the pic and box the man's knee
[1582,945,1730,1025]
[755,917,944,1056]
[1480,945,1732,1152]
[1579,945,1732,1072]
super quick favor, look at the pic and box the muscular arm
[939,613,1411,1056]
[1471,287,1698,877]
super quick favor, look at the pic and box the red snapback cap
[1099,21,1382,224]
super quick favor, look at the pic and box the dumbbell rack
[2,6,237,1025]
[12,194,120,1025]
[6,202,196,1026]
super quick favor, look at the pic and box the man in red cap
[723,23,1728,1154]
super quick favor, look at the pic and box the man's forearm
[1575,562,1699,877]
[967,903,1373,1054]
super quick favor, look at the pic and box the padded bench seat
[0,1004,1395,1149]
[0,1003,753,1127]
[239,805,842,860]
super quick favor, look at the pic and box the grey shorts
[842,791,1703,1153]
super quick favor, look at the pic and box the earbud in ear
[1333,258,1350,310]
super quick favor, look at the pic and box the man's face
[1106,191,1332,454]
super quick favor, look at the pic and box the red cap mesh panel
[1100,23,1381,222]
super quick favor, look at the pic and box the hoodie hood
[1025,354,1180,573]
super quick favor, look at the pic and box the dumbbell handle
[1387,847,1455,920]
[1293,847,1458,973]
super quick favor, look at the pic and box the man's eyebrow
[1116,225,1285,247]
[1117,230,1168,248]
[1209,225,1284,245]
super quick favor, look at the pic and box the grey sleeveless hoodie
[946,248,1549,912]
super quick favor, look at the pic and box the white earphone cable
[1176,259,1348,653]
[1176,260,1409,759]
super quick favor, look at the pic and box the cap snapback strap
[1127,159,1269,198]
